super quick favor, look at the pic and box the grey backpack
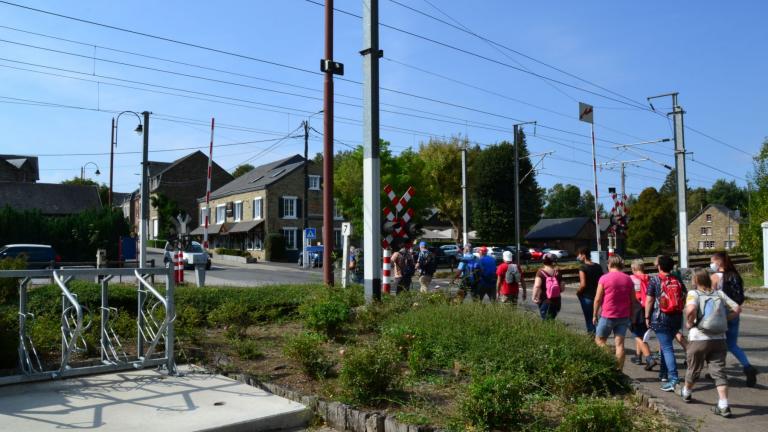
[695,290,728,334]
[505,264,520,284]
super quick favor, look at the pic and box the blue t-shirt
[478,255,497,287]
[646,274,683,332]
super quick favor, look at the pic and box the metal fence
[1,267,175,386]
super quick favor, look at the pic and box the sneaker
[660,376,668,382]
[645,357,658,371]
[713,406,732,418]
[680,388,692,403]
[745,366,759,388]
[660,379,678,392]
[631,356,642,365]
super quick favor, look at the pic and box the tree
[61,177,109,206]
[543,184,581,218]
[708,179,747,212]
[579,190,606,218]
[232,164,255,178]
[150,193,183,240]
[626,187,675,256]
[687,187,709,215]
[471,131,543,243]
[418,136,478,242]
[739,139,768,270]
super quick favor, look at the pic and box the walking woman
[533,253,563,320]
[711,251,759,387]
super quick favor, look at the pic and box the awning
[228,220,263,234]
[189,222,233,236]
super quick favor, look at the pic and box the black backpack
[421,251,437,275]
[402,254,416,278]
[721,272,745,305]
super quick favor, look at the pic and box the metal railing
[0,267,175,386]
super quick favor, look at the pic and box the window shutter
[296,198,303,218]
[278,197,284,218]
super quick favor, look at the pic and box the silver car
[183,241,212,270]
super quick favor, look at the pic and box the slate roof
[147,151,208,179]
[201,154,306,201]
[0,182,102,215]
[525,217,592,240]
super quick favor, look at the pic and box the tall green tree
[708,179,747,212]
[543,184,582,218]
[232,164,255,178]
[688,187,709,215]
[739,139,768,270]
[471,131,542,243]
[627,187,675,256]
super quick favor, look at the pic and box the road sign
[579,102,594,124]
[173,213,192,235]
[381,185,416,249]
[304,228,317,240]
[341,222,352,237]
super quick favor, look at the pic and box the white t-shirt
[686,289,738,341]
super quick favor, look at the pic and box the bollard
[762,222,768,288]
[194,263,206,287]
[382,248,391,294]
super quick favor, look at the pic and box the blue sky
[1,0,765,206]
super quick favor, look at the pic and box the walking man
[577,247,603,335]
[416,241,436,293]
[496,250,525,304]
[477,246,498,302]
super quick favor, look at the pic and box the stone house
[688,204,741,252]
[0,155,39,183]
[128,151,233,238]
[190,154,344,261]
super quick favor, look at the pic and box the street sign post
[341,222,352,288]
[303,228,317,269]
[380,185,415,294]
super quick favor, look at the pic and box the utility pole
[460,143,468,246]
[109,117,115,206]
[648,93,688,268]
[139,111,150,269]
[303,120,309,235]
[362,0,382,302]
[321,0,343,285]
[513,121,536,265]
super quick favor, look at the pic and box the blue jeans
[538,299,561,320]
[656,329,679,382]
[726,316,751,367]
[578,296,596,334]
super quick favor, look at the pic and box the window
[270,169,286,178]
[706,214,712,223]
[199,208,210,226]
[728,226,734,236]
[309,175,321,191]
[334,228,342,248]
[704,241,716,249]
[282,227,298,250]
[247,231,263,250]
[253,197,263,219]
[700,227,707,235]
[249,175,264,183]
[334,198,343,220]
[151,218,159,240]
[698,241,705,250]
[282,196,297,219]
[724,241,736,250]
[216,204,226,224]
[233,201,243,222]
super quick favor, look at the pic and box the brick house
[128,151,233,238]
[688,204,741,252]
[190,154,344,261]
[0,155,39,183]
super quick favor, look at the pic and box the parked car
[440,244,462,262]
[528,248,544,261]
[298,245,323,268]
[543,249,569,259]
[504,246,532,262]
[472,246,504,262]
[0,244,60,268]
[182,241,212,270]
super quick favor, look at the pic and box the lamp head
[95,169,101,176]
[134,124,143,135]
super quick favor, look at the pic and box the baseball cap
[479,246,488,255]
[419,241,427,248]
[503,250,513,262]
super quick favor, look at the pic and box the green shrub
[265,233,285,261]
[147,239,167,249]
[557,398,632,432]
[208,301,255,339]
[299,288,351,338]
[235,339,263,360]
[339,339,401,404]
[460,371,533,431]
[0,305,19,369]
[284,332,333,379]
[0,256,26,302]
[214,248,251,258]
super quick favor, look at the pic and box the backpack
[695,290,728,334]
[463,258,481,285]
[658,274,684,314]
[402,254,416,278]
[542,270,561,299]
[721,273,744,305]
[420,251,437,275]
[505,264,520,284]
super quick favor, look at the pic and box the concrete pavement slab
[0,367,310,432]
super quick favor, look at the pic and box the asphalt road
[430,278,768,431]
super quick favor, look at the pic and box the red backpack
[658,274,684,314]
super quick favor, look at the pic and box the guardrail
[0,267,175,386]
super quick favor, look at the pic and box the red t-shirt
[496,262,520,296]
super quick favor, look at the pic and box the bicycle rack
[0,267,175,386]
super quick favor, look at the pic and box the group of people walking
[578,250,758,418]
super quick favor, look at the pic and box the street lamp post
[80,162,101,181]
[109,111,144,206]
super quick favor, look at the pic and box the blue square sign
[304,228,316,239]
